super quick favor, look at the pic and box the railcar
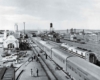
[34,38,54,57]
[61,43,97,64]
[52,47,75,71]
[43,43,54,58]
[33,38,46,51]
[67,57,100,80]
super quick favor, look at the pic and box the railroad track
[15,52,34,80]
[29,37,71,80]
[0,67,15,80]
[28,37,57,80]
[36,46,71,80]
[15,59,30,80]
[30,44,58,80]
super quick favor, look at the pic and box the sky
[0,0,100,30]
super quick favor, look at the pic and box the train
[32,37,100,80]
[40,31,60,43]
[60,43,97,64]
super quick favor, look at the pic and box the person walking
[31,69,33,76]
[36,68,39,77]
[34,55,35,59]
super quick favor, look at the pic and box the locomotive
[32,37,100,80]
[41,31,60,43]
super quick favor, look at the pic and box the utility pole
[82,29,85,40]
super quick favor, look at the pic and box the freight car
[32,37,100,80]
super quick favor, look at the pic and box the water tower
[50,23,53,32]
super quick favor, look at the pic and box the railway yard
[0,30,100,80]
[1,0,100,79]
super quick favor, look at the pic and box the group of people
[29,55,39,77]
[28,55,39,62]
[31,68,39,77]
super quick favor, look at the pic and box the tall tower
[50,23,53,32]
[14,23,18,32]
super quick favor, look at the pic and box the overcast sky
[0,0,100,30]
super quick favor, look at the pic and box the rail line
[0,67,15,80]
[31,44,58,80]
[29,37,71,80]
[15,60,30,80]
[44,40,85,59]
[15,52,34,80]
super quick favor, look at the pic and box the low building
[70,34,76,41]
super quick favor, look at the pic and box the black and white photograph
[0,0,100,80]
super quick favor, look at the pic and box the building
[70,34,76,41]
[3,35,19,50]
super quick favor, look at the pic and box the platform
[18,51,49,80]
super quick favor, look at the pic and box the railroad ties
[0,67,15,80]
